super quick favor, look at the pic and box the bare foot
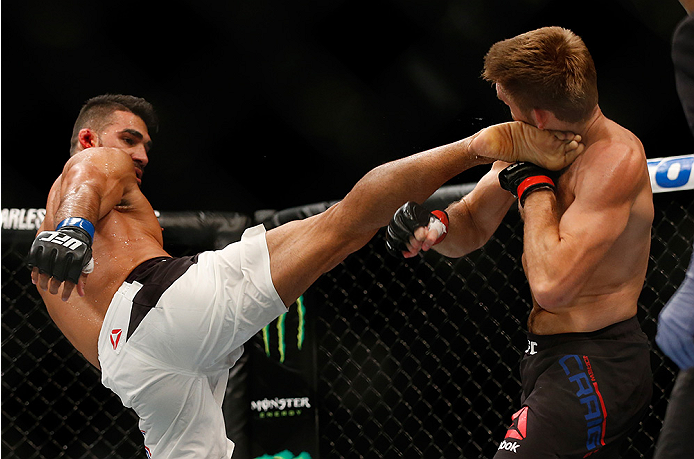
[469,121,584,170]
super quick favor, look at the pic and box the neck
[578,108,604,144]
[559,107,603,145]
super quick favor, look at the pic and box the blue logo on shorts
[558,354,607,456]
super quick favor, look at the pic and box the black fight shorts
[494,316,652,459]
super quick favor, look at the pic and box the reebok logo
[110,329,122,350]
[498,440,520,453]
[505,406,528,440]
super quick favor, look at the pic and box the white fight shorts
[97,225,286,458]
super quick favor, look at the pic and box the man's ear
[77,128,98,150]
[532,108,551,130]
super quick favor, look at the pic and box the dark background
[3,0,693,214]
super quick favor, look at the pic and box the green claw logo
[262,295,305,363]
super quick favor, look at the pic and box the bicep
[59,149,135,221]
[556,175,635,268]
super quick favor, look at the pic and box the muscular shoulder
[62,147,139,195]
[56,147,143,219]
[575,131,648,204]
[65,147,134,175]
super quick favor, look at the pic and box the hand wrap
[386,202,449,256]
[499,162,556,207]
[27,217,95,284]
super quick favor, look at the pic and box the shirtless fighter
[26,94,583,458]
[387,27,653,458]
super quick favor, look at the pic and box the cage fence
[2,189,692,458]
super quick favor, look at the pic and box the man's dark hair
[69,94,158,155]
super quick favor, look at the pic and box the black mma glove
[498,162,556,207]
[27,217,95,284]
[386,202,449,256]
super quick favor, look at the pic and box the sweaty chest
[89,213,165,287]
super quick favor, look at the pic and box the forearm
[380,122,584,258]
[521,191,577,308]
[55,181,103,226]
[435,165,515,257]
[54,149,128,226]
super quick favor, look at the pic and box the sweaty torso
[38,176,169,368]
[525,119,654,335]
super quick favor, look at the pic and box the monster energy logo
[262,295,305,363]
[251,396,311,419]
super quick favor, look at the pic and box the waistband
[125,256,172,283]
[526,315,642,349]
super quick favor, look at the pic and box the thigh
[493,390,583,459]
[493,404,558,459]
[127,228,286,372]
[132,363,233,458]
[494,401,624,459]
[101,293,235,458]
[495,351,648,459]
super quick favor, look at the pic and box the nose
[132,146,149,168]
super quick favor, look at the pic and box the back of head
[69,94,158,155]
[482,26,598,123]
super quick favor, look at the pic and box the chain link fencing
[2,189,692,458]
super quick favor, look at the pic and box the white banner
[2,155,692,232]
[647,154,694,193]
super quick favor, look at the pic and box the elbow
[530,278,575,311]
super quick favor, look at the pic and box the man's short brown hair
[482,27,598,123]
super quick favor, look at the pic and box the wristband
[431,210,449,245]
[56,217,96,241]
[517,176,555,207]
